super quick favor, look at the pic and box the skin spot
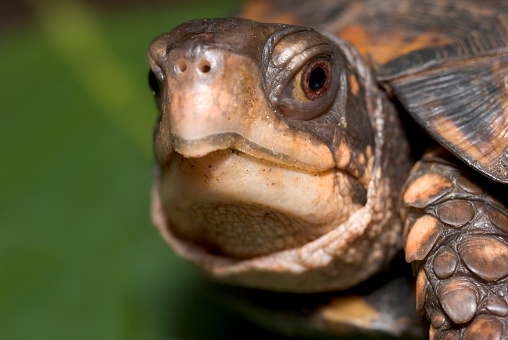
[405,215,441,262]
[403,173,452,208]
[443,331,460,340]
[335,140,352,169]
[358,153,365,165]
[463,317,503,340]
[429,325,436,340]
[415,269,427,314]
[349,74,359,95]
[365,145,372,158]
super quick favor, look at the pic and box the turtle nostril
[198,59,211,73]
[175,59,187,73]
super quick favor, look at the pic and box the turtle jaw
[167,133,335,173]
[157,148,345,259]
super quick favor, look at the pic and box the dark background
[0,0,287,338]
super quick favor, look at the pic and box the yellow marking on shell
[431,116,482,159]
[430,116,508,172]
[319,296,381,328]
[337,24,446,66]
[492,59,508,164]
[238,0,272,21]
[239,0,298,24]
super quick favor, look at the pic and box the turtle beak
[162,34,268,159]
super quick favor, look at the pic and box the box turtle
[147,0,508,338]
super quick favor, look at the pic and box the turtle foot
[402,148,508,340]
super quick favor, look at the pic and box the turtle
[146,0,508,338]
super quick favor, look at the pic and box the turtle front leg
[401,147,508,340]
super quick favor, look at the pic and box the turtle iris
[302,59,331,100]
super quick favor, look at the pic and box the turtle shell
[240,0,508,184]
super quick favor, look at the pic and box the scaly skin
[401,147,508,340]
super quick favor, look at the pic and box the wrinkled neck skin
[149,18,411,292]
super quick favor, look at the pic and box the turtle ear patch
[389,53,508,184]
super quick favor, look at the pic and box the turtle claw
[402,148,508,340]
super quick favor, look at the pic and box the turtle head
[148,18,390,291]
[149,17,375,173]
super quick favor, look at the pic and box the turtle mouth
[168,132,335,173]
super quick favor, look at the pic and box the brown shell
[240,0,508,184]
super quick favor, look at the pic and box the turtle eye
[277,57,336,120]
[302,59,331,100]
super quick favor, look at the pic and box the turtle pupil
[308,67,326,91]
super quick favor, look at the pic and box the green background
[0,0,284,338]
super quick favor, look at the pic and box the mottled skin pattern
[401,148,508,339]
[147,0,508,338]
